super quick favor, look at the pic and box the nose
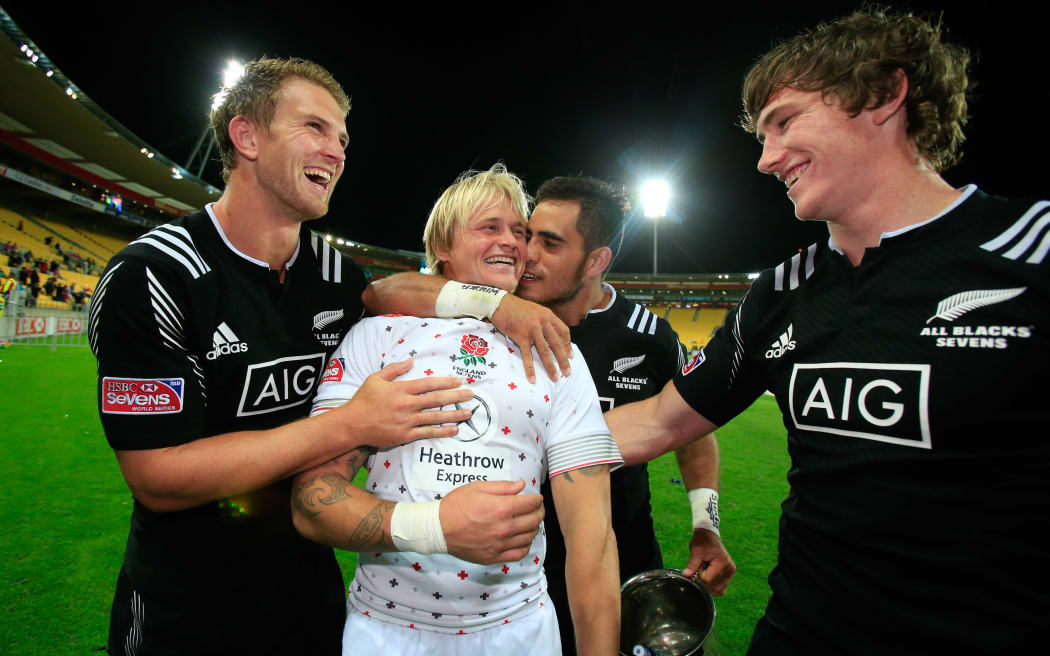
[756,137,782,176]
[322,135,346,165]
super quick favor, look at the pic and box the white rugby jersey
[312,315,622,633]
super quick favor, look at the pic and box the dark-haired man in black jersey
[92,57,567,656]
[518,175,736,655]
[607,8,1049,654]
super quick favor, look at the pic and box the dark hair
[210,57,350,182]
[740,6,971,171]
[534,176,630,255]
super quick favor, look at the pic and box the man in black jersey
[518,176,735,655]
[607,8,1049,654]
[92,58,565,656]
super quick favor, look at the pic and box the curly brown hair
[210,57,350,183]
[740,7,971,171]
[535,176,630,256]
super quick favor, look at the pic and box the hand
[337,358,474,449]
[491,294,571,383]
[681,528,736,596]
[439,479,544,564]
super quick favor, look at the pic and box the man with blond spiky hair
[295,163,622,656]
[606,8,1049,653]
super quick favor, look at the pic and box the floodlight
[25,48,33,58]
[325,235,332,242]
[222,60,245,88]
[147,152,154,158]
[19,44,26,52]
[46,71,53,77]
[31,55,38,62]
[641,180,670,218]
[65,87,73,95]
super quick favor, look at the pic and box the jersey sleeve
[310,317,386,415]
[90,256,207,450]
[672,281,772,426]
[653,317,688,389]
[545,344,624,478]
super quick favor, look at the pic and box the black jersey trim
[128,224,211,279]
[773,242,818,291]
[309,232,343,283]
[980,200,1050,264]
[124,588,144,656]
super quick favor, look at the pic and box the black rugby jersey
[91,205,365,650]
[543,284,687,655]
[675,187,1049,653]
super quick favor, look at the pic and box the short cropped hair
[535,176,630,255]
[423,163,532,275]
[210,57,350,183]
[740,7,971,171]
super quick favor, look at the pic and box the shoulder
[114,212,214,283]
[306,229,367,287]
[967,191,1050,266]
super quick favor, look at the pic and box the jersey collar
[828,184,978,255]
[588,282,618,316]
[205,203,302,270]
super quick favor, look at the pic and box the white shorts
[341,601,561,656]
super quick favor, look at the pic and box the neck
[212,174,302,269]
[549,278,608,327]
[828,163,961,267]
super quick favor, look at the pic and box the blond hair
[423,163,532,274]
[210,57,350,182]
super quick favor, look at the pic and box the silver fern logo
[312,309,344,331]
[610,354,646,374]
[925,287,1026,323]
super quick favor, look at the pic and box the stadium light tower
[185,60,245,179]
[641,179,670,276]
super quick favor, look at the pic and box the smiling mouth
[304,167,332,191]
[783,162,809,190]
[484,256,516,268]
[521,271,539,282]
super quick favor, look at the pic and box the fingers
[469,478,527,496]
[396,375,471,396]
[519,343,538,385]
[681,552,705,579]
[532,328,560,383]
[700,560,735,596]
[377,358,414,381]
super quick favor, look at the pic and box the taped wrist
[688,488,721,536]
[390,501,448,554]
[435,280,507,320]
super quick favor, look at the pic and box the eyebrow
[534,229,566,243]
[305,113,349,147]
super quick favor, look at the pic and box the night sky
[7,2,1044,274]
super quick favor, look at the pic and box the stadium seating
[665,307,729,349]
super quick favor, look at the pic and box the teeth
[784,163,808,188]
[485,257,514,265]
[522,273,538,280]
[305,168,331,184]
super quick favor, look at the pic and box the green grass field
[0,345,789,655]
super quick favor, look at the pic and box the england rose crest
[458,334,489,366]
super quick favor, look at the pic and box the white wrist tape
[435,280,507,320]
[688,488,721,536]
[390,501,448,555]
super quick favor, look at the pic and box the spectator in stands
[28,267,39,307]
[44,236,52,246]
[0,271,15,316]
[17,219,23,231]
[40,261,48,274]
[18,266,28,286]
[43,276,55,298]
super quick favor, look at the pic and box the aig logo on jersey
[765,324,797,359]
[788,363,931,449]
[237,353,326,417]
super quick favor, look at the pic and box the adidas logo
[206,321,249,360]
[765,324,797,359]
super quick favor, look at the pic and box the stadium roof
[0,8,219,217]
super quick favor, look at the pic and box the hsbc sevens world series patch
[321,357,345,383]
[102,377,184,415]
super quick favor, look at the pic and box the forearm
[116,406,366,512]
[675,432,719,491]
[606,381,718,465]
[291,449,396,551]
[362,272,445,316]
[566,523,620,655]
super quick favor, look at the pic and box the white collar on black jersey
[588,282,618,315]
[205,203,302,270]
[828,184,978,255]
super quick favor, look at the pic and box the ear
[228,116,261,162]
[585,247,612,279]
[433,238,451,268]
[871,69,908,126]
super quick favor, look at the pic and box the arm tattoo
[559,464,609,485]
[292,472,355,517]
[347,500,396,549]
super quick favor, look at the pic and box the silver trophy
[619,569,716,656]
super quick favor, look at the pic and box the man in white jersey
[293,163,622,655]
